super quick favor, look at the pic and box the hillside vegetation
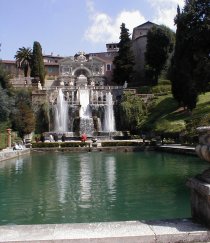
[142,91,210,139]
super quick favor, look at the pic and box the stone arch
[72,66,92,77]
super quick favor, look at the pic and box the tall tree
[112,23,135,85]
[0,64,12,90]
[0,86,12,122]
[14,47,32,77]
[170,1,210,110]
[11,89,35,139]
[145,25,175,85]
[30,41,45,86]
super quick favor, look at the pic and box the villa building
[1,21,155,87]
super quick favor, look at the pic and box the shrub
[152,85,171,94]
[101,141,143,147]
[32,142,59,148]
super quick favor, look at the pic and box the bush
[158,79,171,85]
[101,141,143,147]
[32,141,91,148]
[152,85,171,94]
[60,142,90,147]
[32,142,59,148]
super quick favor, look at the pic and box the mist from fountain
[79,89,91,118]
[79,89,94,135]
[103,92,115,132]
[54,89,68,132]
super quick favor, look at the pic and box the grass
[143,92,210,133]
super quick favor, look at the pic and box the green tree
[14,47,32,77]
[170,1,210,110]
[0,64,11,90]
[12,102,35,139]
[35,103,50,133]
[119,92,147,133]
[112,23,135,85]
[31,41,45,86]
[11,89,35,139]
[0,86,12,122]
[145,25,175,85]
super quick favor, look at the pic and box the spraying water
[79,89,91,118]
[79,89,94,135]
[103,92,115,132]
[54,89,68,131]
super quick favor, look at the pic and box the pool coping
[0,219,209,242]
[0,148,30,162]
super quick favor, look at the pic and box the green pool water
[0,151,209,225]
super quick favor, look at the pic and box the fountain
[54,89,68,132]
[103,92,115,132]
[41,51,124,140]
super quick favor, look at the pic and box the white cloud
[147,0,185,30]
[84,0,146,43]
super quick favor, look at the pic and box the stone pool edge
[0,148,30,162]
[0,218,209,243]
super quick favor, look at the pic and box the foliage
[101,141,143,147]
[112,23,135,85]
[170,1,210,110]
[30,41,45,86]
[35,103,50,134]
[11,89,35,139]
[32,142,59,148]
[0,86,13,122]
[151,84,171,94]
[32,142,90,148]
[145,25,175,85]
[0,122,10,150]
[119,92,147,133]
[0,64,12,90]
[14,47,32,77]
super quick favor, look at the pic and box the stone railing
[195,126,210,162]
[187,126,210,227]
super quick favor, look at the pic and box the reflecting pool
[0,151,209,225]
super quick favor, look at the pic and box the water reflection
[105,156,116,201]
[55,156,69,204]
[0,151,209,225]
[15,158,23,173]
[79,154,92,206]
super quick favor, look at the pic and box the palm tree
[14,47,32,77]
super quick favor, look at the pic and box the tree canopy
[112,23,135,85]
[14,47,32,77]
[145,25,175,85]
[11,89,35,139]
[30,41,45,86]
[170,0,210,110]
[119,92,147,133]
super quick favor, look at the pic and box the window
[106,64,111,71]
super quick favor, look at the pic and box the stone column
[186,126,210,227]
[6,128,12,148]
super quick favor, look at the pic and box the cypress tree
[170,1,209,110]
[31,41,45,86]
[112,23,134,85]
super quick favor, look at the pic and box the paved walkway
[0,219,209,243]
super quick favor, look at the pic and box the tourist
[13,143,22,150]
[81,133,87,142]
[53,134,58,142]
[61,134,66,142]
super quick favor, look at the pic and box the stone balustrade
[187,126,210,227]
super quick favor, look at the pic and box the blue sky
[0,0,185,60]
